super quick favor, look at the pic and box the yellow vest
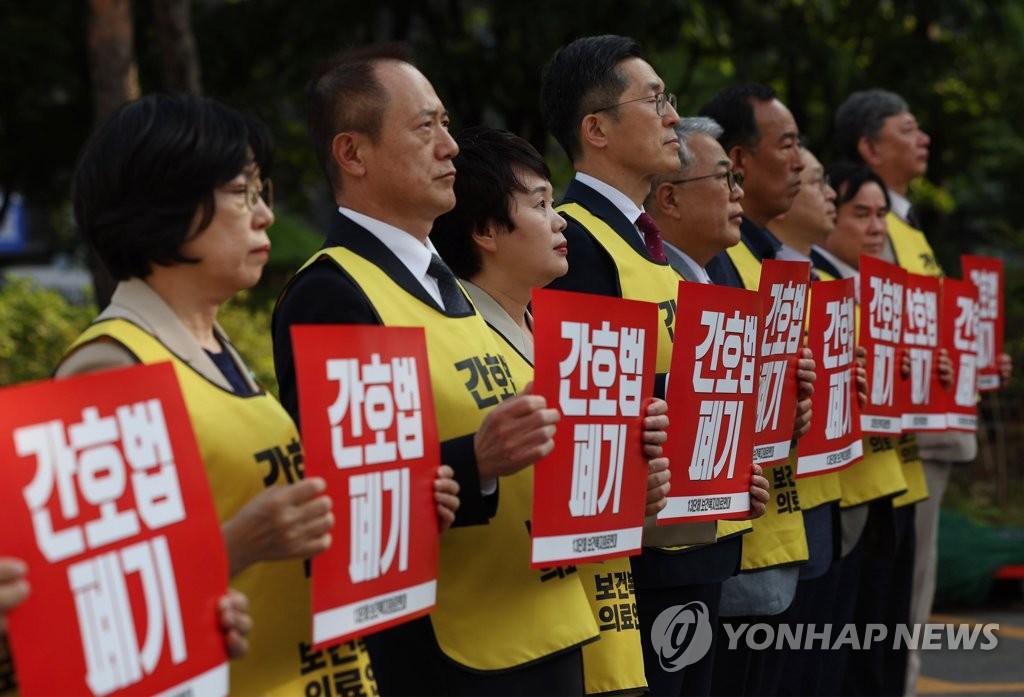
[887,211,936,505]
[887,213,943,276]
[558,203,677,373]
[488,327,646,694]
[724,240,808,569]
[310,248,599,671]
[64,320,375,697]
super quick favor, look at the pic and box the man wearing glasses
[541,37,771,697]
[698,85,822,697]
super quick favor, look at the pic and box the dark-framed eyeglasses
[243,177,273,211]
[593,91,678,117]
[669,170,744,192]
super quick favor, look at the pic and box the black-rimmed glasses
[670,170,744,192]
[593,91,678,117]
[243,177,273,210]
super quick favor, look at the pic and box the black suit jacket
[272,211,492,525]
[810,248,843,280]
[706,217,782,288]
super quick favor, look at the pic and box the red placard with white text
[753,260,810,466]
[961,255,1004,391]
[900,273,947,431]
[0,362,229,697]
[859,255,907,435]
[291,325,439,647]
[530,288,656,567]
[942,278,980,431]
[659,283,756,523]
[797,278,863,476]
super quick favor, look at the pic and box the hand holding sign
[474,383,560,481]
[221,477,334,577]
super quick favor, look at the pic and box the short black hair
[72,93,271,281]
[430,126,552,280]
[540,34,643,162]
[698,83,777,153]
[834,89,910,163]
[306,42,413,192]
[827,160,891,210]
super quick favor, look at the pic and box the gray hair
[645,116,724,208]
[834,88,909,163]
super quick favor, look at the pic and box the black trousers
[365,616,585,696]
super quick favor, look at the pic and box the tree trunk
[152,0,202,94]
[85,0,140,309]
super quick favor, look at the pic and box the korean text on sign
[900,273,947,431]
[530,288,657,567]
[291,325,440,648]
[0,362,229,697]
[961,255,1004,391]
[797,277,863,476]
[753,260,810,466]
[661,282,757,523]
[859,255,907,435]
[942,278,980,431]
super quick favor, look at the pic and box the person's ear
[472,222,500,254]
[580,113,610,150]
[332,132,369,177]
[654,182,682,220]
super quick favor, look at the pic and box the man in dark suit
[540,36,770,697]
[272,43,567,696]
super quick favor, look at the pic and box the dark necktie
[635,212,667,263]
[427,253,472,314]
[906,205,922,230]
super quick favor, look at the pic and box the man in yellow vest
[698,84,824,696]
[539,38,769,696]
[835,89,1013,695]
[273,44,567,695]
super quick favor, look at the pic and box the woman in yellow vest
[431,126,674,695]
[52,94,459,696]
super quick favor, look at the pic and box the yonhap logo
[650,601,714,672]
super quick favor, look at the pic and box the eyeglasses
[816,174,832,193]
[242,177,273,211]
[669,170,744,192]
[593,91,678,117]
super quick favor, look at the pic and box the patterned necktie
[635,212,667,263]
[427,253,472,314]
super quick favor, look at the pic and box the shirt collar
[888,190,911,222]
[574,172,644,227]
[664,241,712,284]
[776,243,812,264]
[338,206,439,281]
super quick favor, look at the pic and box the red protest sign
[942,278,980,431]
[961,255,1004,391]
[900,273,947,431]
[753,260,810,466]
[530,288,656,567]
[859,255,907,435]
[0,362,228,697]
[797,278,863,476]
[291,325,439,647]
[660,283,757,523]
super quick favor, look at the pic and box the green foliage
[216,291,279,398]
[0,277,94,385]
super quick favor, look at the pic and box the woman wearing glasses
[430,126,671,696]
[54,94,456,694]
